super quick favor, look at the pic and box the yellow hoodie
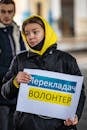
[22,15,58,55]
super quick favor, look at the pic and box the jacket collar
[0,21,19,29]
[28,44,57,58]
[0,21,21,54]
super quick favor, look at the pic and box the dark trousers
[0,105,15,130]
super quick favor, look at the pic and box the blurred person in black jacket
[0,0,26,130]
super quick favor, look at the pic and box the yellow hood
[22,15,58,55]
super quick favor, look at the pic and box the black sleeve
[69,58,86,120]
[1,56,19,99]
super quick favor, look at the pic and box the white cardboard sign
[16,69,83,120]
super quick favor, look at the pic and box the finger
[72,116,78,125]
[64,119,73,126]
[23,73,32,80]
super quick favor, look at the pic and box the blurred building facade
[14,0,87,38]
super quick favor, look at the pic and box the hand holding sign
[14,71,32,86]
[64,115,78,126]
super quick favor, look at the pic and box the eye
[33,31,37,34]
[8,10,14,14]
[1,9,6,14]
[33,30,39,35]
[0,9,14,14]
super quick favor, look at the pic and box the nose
[4,12,11,17]
[28,32,35,39]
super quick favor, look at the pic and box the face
[0,3,15,25]
[24,23,45,47]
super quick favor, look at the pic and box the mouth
[29,40,37,45]
[5,20,10,22]
[29,42,36,46]
[4,18,10,22]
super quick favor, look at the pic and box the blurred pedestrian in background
[1,15,86,130]
[0,0,26,130]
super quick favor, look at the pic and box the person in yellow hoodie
[1,15,86,130]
